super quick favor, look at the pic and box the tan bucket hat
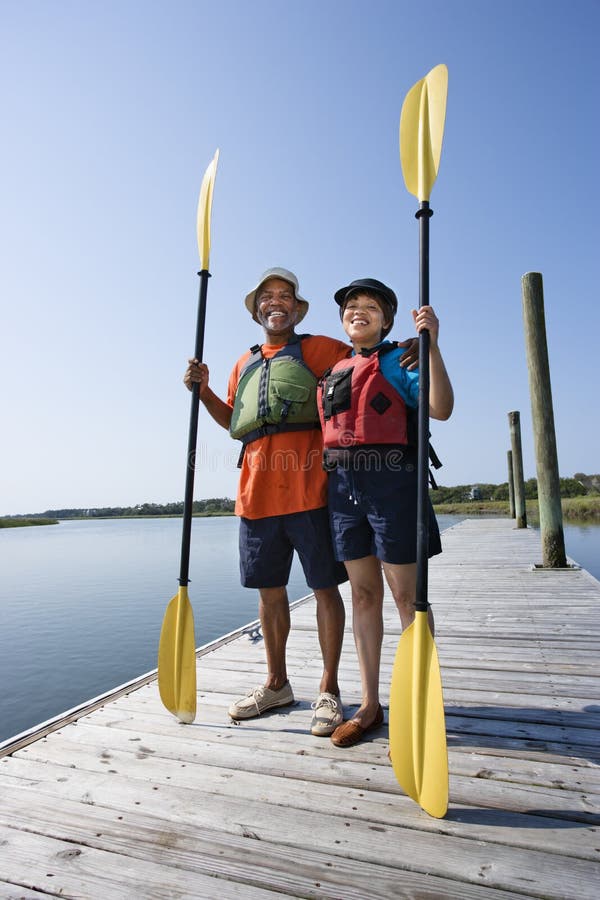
[244,267,309,323]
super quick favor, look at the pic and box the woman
[317,278,453,747]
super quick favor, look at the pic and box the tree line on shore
[430,475,598,505]
[4,474,598,523]
[7,498,235,521]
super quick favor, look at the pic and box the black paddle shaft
[179,269,210,586]
[415,201,433,613]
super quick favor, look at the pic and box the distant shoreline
[0,517,59,528]
[0,512,235,528]
[3,495,599,528]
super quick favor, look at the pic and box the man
[184,268,417,736]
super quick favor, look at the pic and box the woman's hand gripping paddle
[389,65,449,818]
[158,150,219,723]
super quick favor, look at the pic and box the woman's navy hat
[334,278,398,316]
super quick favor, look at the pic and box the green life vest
[230,335,321,445]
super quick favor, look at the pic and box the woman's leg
[343,555,385,727]
[382,561,435,635]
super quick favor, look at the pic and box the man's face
[255,278,299,335]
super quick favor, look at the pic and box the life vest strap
[322,445,415,471]
[236,421,321,467]
[322,442,443,485]
[241,420,320,446]
[429,443,442,471]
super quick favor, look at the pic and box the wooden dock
[1,518,599,898]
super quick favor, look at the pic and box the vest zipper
[257,356,271,419]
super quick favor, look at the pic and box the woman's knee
[351,582,383,612]
[392,577,414,601]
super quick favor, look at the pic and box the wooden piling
[521,272,567,566]
[507,449,515,518]
[508,411,527,528]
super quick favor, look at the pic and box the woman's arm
[411,307,454,421]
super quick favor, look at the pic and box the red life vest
[318,344,415,449]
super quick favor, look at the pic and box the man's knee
[314,585,342,604]
[259,586,288,609]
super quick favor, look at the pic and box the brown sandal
[330,704,384,748]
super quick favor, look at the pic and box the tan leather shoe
[330,704,384,747]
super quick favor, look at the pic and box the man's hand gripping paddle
[389,65,449,818]
[158,150,219,723]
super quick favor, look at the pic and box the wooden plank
[0,823,292,899]
[0,889,50,899]
[0,887,49,899]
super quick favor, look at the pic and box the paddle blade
[400,64,448,201]
[158,586,197,723]
[196,148,220,270]
[389,610,448,817]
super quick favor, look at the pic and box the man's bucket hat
[333,278,398,317]
[244,267,309,323]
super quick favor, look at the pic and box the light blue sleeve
[379,345,419,408]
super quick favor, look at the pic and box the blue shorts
[239,507,349,589]
[328,463,442,565]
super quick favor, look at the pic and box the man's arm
[398,336,419,369]
[183,359,233,430]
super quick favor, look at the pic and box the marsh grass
[432,495,600,522]
[0,517,58,528]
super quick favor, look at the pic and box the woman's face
[342,292,390,347]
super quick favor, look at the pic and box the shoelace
[243,686,266,715]
[247,685,289,716]
[311,695,338,711]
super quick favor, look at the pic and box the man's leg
[229,518,295,719]
[309,584,345,735]
[259,585,291,691]
[284,507,347,696]
[227,586,295,719]
[284,507,347,734]
[313,585,345,696]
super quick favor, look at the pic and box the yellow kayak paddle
[158,150,219,723]
[389,64,449,818]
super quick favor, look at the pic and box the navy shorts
[239,507,349,589]
[328,463,442,565]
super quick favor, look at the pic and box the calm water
[0,515,597,743]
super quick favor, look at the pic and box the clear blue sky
[2,0,598,514]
